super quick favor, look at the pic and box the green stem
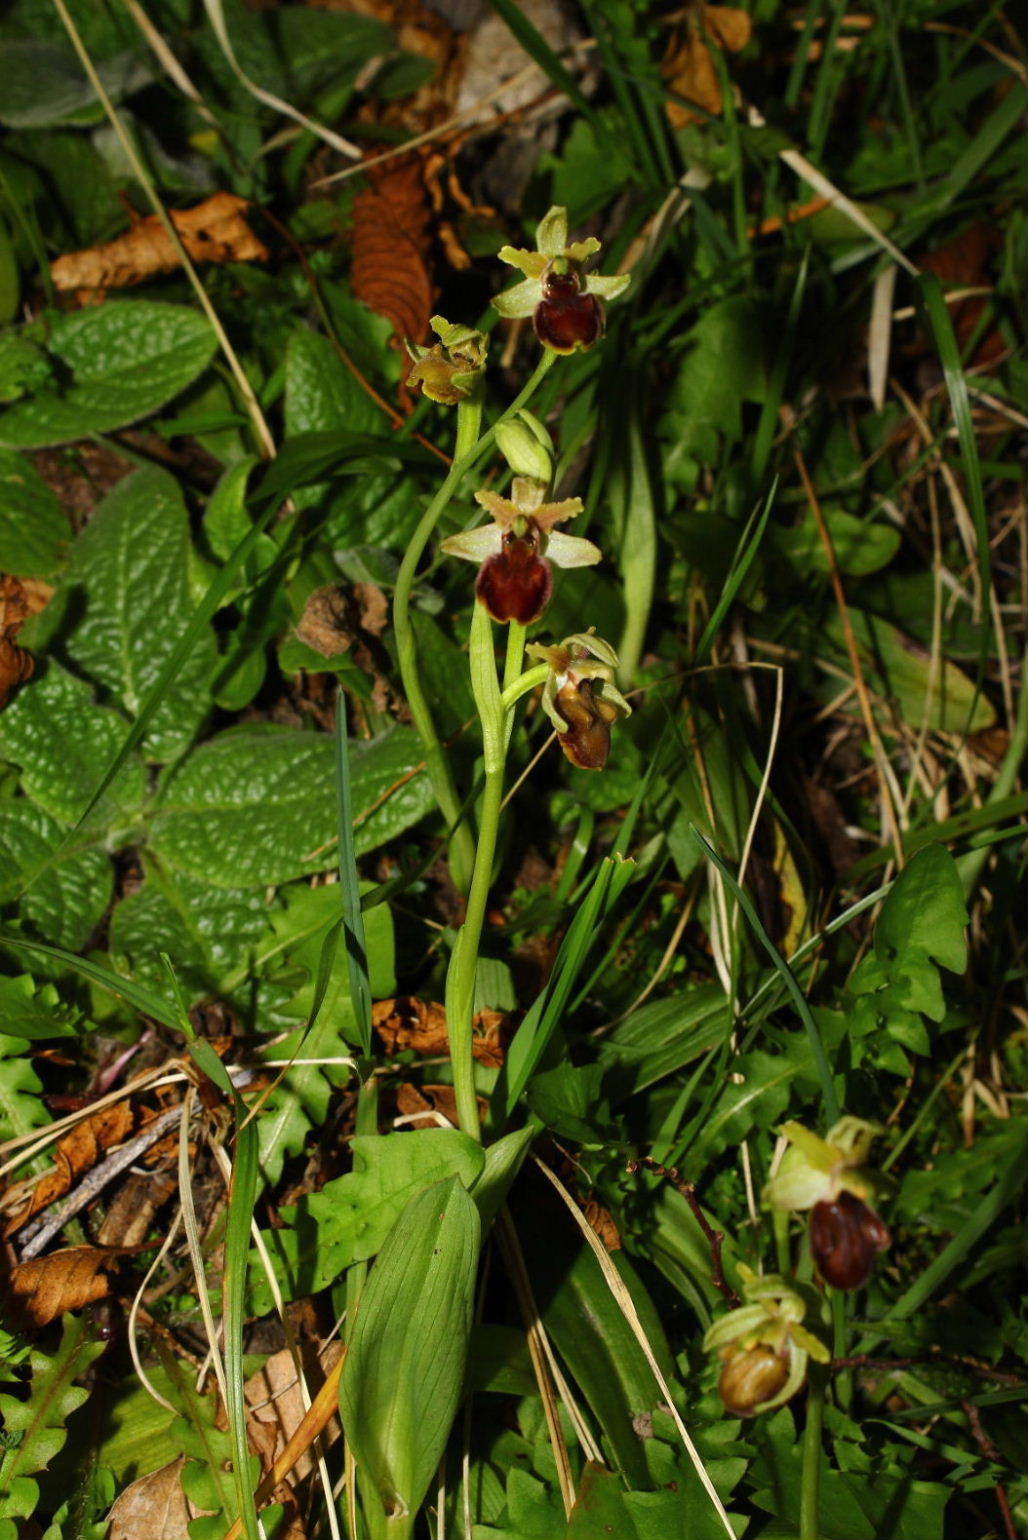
[830,1287,851,1413]
[800,1363,825,1540]
[394,400,482,892]
[446,604,510,1141]
[392,353,557,893]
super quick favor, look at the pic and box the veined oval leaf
[0,302,216,448]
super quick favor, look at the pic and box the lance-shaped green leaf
[339,1175,481,1540]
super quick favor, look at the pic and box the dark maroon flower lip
[809,1190,891,1291]
[475,532,553,625]
[533,271,605,354]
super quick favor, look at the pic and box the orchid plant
[391,207,632,1139]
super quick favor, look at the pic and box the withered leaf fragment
[662,6,752,128]
[51,192,269,292]
[372,996,507,1068]
[6,1244,116,1328]
[0,574,53,709]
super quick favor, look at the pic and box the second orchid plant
[393,207,631,1140]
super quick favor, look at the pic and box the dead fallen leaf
[0,637,33,709]
[351,154,435,349]
[372,996,508,1067]
[296,586,355,659]
[352,581,388,637]
[245,1344,344,1483]
[397,1081,458,1127]
[6,1244,116,1327]
[4,1099,135,1235]
[582,1198,622,1252]
[662,6,752,127]
[106,1456,194,1540]
[0,574,55,709]
[50,192,269,293]
[97,1167,179,1249]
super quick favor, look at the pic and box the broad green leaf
[820,609,995,735]
[0,303,217,448]
[684,1050,795,1164]
[0,41,154,129]
[749,1407,949,1538]
[84,1367,179,1482]
[63,465,217,760]
[0,1032,50,1138]
[874,844,968,975]
[0,975,80,1041]
[108,867,271,1000]
[150,722,434,886]
[525,1062,614,1144]
[517,1215,675,1489]
[661,297,769,461]
[0,662,146,828]
[251,1129,484,1316]
[568,1455,742,1540]
[850,845,968,1033]
[0,337,55,404]
[771,505,901,577]
[284,327,419,549]
[599,985,732,1099]
[0,1317,107,1525]
[0,801,112,950]
[0,449,69,576]
[270,882,395,1025]
[339,1176,481,1536]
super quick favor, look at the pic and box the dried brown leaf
[582,1198,622,1252]
[372,996,507,1067]
[662,6,752,127]
[0,637,34,710]
[50,192,269,293]
[6,1244,115,1327]
[245,1344,344,1483]
[106,1457,194,1540]
[5,1100,135,1234]
[351,155,435,347]
[0,575,55,709]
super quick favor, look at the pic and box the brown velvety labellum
[476,532,552,624]
[534,272,604,353]
[810,1190,891,1290]
[555,679,613,770]
[718,1344,790,1416]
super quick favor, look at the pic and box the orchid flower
[526,630,631,769]
[440,476,600,625]
[493,206,631,353]
[405,315,488,404]
[703,1266,830,1417]
[765,1118,892,1290]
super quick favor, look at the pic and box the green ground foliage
[0,2,1024,1538]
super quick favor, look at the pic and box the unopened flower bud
[495,411,554,483]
